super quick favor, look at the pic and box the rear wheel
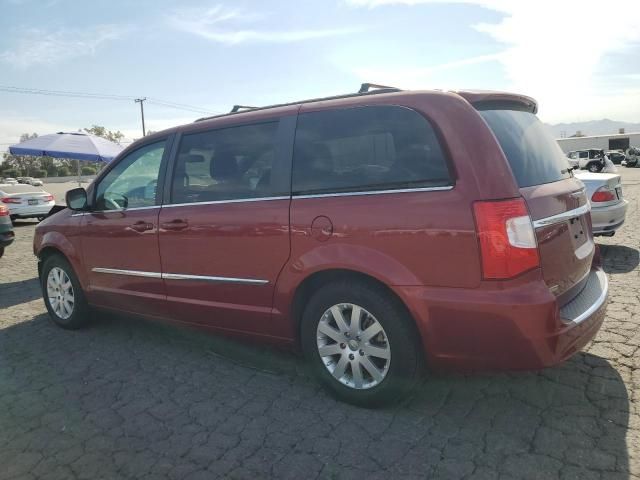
[301,280,422,407]
[588,162,603,172]
[41,255,90,329]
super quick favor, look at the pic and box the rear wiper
[562,166,578,174]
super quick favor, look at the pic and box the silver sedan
[575,171,628,237]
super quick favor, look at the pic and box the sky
[1,0,640,151]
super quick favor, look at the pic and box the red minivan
[34,85,608,406]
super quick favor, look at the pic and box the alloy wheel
[316,303,391,390]
[47,267,75,320]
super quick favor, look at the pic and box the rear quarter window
[478,109,571,188]
[292,105,451,195]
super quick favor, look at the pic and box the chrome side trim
[293,185,453,200]
[91,267,162,279]
[163,196,289,208]
[92,268,268,285]
[532,203,591,229]
[162,273,268,285]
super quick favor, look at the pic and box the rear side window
[292,106,451,195]
[171,122,279,204]
[479,109,571,188]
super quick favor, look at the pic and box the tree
[83,125,124,144]
[20,132,38,142]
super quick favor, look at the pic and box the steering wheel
[104,195,122,210]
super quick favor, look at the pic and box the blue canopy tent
[9,132,124,185]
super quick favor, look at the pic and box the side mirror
[66,188,88,211]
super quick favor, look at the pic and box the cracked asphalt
[1,170,639,479]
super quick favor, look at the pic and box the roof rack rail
[358,83,397,93]
[195,83,402,122]
[230,105,257,113]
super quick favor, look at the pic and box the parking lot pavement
[0,171,639,480]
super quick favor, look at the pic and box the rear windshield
[478,109,571,188]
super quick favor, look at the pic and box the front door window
[95,141,166,210]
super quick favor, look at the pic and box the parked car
[34,85,608,406]
[3,178,18,185]
[0,205,15,258]
[625,146,640,167]
[29,178,44,186]
[17,177,31,184]
[0,185,55,222]
[604,150,625,164]
[567,149,605,172]
[574,172,628,236]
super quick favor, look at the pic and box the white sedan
[0,185,55,221]
[574,171,628,237]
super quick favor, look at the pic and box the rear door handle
[130,221,154,233]
[160,219,189,231]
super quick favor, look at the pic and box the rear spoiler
[453,90,538,114]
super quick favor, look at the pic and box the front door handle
[130,221,154,233]
[160,219,189,231]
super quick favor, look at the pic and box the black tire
[41,254,90,329]
[587,162,602,173]
[300,280,423,407]
[0,247,4,258]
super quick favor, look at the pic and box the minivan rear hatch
[477,105,594,302]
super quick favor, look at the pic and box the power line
[0,85,220,115]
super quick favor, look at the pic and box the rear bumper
[591,200,628,234]
[396,267,608,371]
[0,231,14,248]
[8,202,55,218]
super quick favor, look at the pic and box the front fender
[37,230,88,288]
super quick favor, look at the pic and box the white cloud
[352,51,504,89]
[0,116,77,154]
[346,0,640,122]
[167,5,359,45]
[0,24,129,68]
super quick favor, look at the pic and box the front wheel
[301,281,423,407]
[41,255,90,329]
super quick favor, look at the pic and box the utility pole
[135,98,147,137]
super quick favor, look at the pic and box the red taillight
[473,198,540,280]
[1,197,21,204]
[44,194,54,202]
[0,205,8,216]
[591,187,615,202]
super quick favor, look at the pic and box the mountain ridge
[546,119,640,138]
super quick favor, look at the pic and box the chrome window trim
[91,268,268,285]
[532,203,591,229]
[163,196,289,208]
[162,273,268,285]
[91,267,162,279]
[91,205,160,213]
[293,185,453,200]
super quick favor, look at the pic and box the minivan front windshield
[478,109,571,188]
